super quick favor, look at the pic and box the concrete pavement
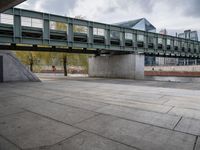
[0,76,200,150]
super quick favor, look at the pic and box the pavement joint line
[58,94,174,114]
[0,94,22,99]
[193,136,198,150]
[73,113,102,125]
[22,108,101,131]
[166,106,175,114]
[23,106,195,137]
[84,130,142,150]
[41,98,185,132]
[46,96,199,134]
[50,94,114,106]
[0,110,26,119]
[22,109,141,150]
[161,99,170,105]
[48,98,111,111]
[173,116,183,130]
[23,131,85,150]
[0,134,23,150]
[11,91,67,102]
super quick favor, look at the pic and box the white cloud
[17,0,200,36]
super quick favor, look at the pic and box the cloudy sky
[17,0,200,36]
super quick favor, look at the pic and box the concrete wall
[0,51,40,82]
[88,54,144,79]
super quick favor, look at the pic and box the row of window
[0,14,199,48]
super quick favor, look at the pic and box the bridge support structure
[88,54,144,80]
[0,51,40,82]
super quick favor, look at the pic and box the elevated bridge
[0,8,200,58]
[0,7,200,81]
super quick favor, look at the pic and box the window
[93,28,104,36]
[125,33,132,40]
[110,31,120,39]
[158,38,163,44]
[21,17,43,28]
[50,21,67,31]
[73,25,88,34]
[174,40,179,46]
[137,35,144,41]
[167,39,171,45]
[148,36,154,43]
[0,14,13,25]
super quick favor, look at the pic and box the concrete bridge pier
[88,54,144,80]
[0,51,40,82]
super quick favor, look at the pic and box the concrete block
[0,111,81,149]
[175,118,200,136]
[76,114,195,150]
[88,54,144,79]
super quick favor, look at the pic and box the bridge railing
[0,8,200,57]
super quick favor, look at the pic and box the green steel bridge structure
[0,8,200,58]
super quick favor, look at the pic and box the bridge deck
[0,8,200,58]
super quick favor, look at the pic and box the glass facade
[178,30,198,41]
[115,18,157,66]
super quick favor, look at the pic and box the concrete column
[88,54,144,80]
[0,51,40,82]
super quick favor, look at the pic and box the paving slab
[30,132,137,150]
[169,107,200,120]
[162,95,200,104]
[66,94,173,113]
[164,100,200,110]
[96,99,173,113]
[0,105,24,117]
[195,137,200,150]
[26,101,98,125]
[52,96,108,111]
[0,136,20,150]
[4,95,49,109]
[13,89,66,100]
[96,93,167,105]
[76,114,195,150]
[175,118,200,136]
[0,111,81,149]
[0,91,20,99]
[96,105,181,129]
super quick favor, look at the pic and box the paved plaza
[0,76,200,150]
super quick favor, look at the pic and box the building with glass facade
[115,18,156,66]
[178,30,198,41]
[178,30,199,66]
[115,18,156,33]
